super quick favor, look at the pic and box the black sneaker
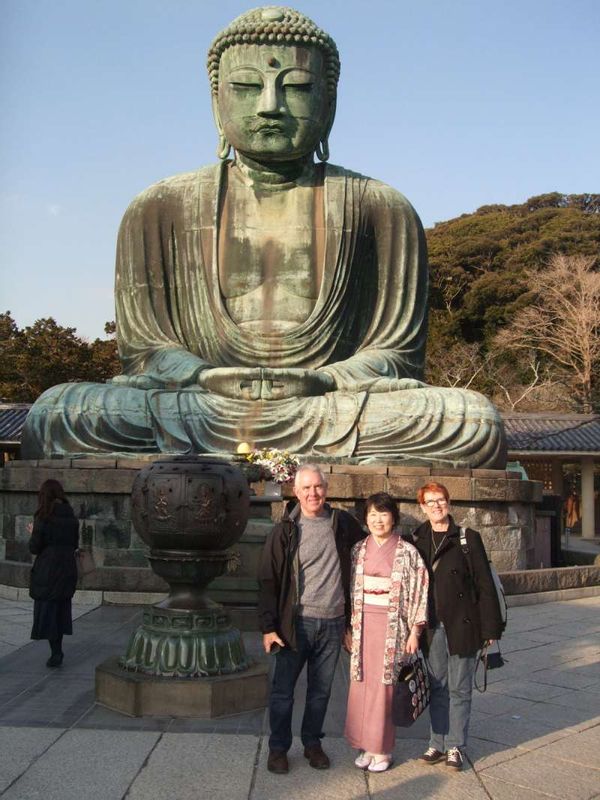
[420,748,446,764]
[446,748,464,770]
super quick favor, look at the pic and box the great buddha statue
[22,6,506,467]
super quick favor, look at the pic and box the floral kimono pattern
[349,535,429,684]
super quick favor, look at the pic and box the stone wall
[277,465,543,573]
[0,459,543,605]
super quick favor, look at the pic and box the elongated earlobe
[217,134,231,160]
[316,98,336,162]
[315,137,330,162]
[212,93,231,160]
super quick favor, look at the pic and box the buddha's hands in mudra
[197,367,336,400]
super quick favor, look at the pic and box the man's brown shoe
[267,750,289,774]
[303,743,330,769]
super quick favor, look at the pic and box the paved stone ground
[0,595,599,800]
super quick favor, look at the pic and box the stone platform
[1,594,600,799]
[1,458,544,612]
[95,656,269,718]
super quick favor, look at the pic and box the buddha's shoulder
[124,165,220,209]
[326,164,418,214]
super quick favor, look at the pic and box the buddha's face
[216,44,332,162]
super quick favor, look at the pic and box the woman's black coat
[411,517,503,657]
[29,501,79,601]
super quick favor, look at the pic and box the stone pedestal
[95,655,269,717]
[1,458,544,604]
[300,464,544,572]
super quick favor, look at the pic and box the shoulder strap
[459,527,473,571]
[474,645,489,692]
[459,527,478,603]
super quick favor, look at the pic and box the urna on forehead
[207,6,340,97]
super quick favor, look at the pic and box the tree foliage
[426,192,600,346]
[494,255,600,413]
[0,313,120,402]
[425,193,600,411]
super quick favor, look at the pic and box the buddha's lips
[250,121,287,133]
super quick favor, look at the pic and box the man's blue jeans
[269,615,345,753]
[426,624,476,752]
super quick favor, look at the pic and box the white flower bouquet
[245,448,300,485]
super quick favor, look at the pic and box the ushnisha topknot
[207,6,340,98]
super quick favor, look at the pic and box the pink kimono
[345,533,428,754]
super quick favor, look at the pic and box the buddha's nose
[257,81,283,116]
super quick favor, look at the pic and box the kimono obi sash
[363,575,391,606]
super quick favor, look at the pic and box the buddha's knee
[21,382,155,458]
[445,387,503,422]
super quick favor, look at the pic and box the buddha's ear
[316,96,337,163]
[211,94,231,161]
[324,96,337,141]
[211,94,224,136]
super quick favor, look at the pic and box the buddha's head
[207,7,339,163]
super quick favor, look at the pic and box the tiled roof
[503,413,600,453]
[0,404,30,445]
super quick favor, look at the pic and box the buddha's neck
[234,153,315,187]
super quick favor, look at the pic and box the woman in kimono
[344,492,428,772]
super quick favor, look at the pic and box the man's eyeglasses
[424,499,448,508]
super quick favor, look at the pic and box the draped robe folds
[21,162,507,465]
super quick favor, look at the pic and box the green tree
[0,313,120,403]
[425,193,600,406]
[86,321,120,385]
[0,313,25,400]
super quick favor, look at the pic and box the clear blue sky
[1,0,599,340]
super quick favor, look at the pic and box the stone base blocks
[1,458,544,599]
[95,655,269,717]
[290,464,545,572]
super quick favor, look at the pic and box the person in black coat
[410,482,503,771]
[258,464,365,775]
[28,479,79,667]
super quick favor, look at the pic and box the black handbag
[391,650,431,727]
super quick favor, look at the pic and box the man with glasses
[258,464,364,775]
[410,482,503,771]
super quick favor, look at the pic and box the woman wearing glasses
[411,482,503,771]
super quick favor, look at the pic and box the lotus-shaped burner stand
[120,456,251,677]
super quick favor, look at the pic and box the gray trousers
[426,624,476,751]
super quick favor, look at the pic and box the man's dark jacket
[258,504,365,650]
[411,517,503,657]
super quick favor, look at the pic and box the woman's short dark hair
[35,479,66,520]
[364,492,400,526]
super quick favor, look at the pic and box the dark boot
[267,750,289,774]
[303,743,330,769]
[47,638,64,668]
